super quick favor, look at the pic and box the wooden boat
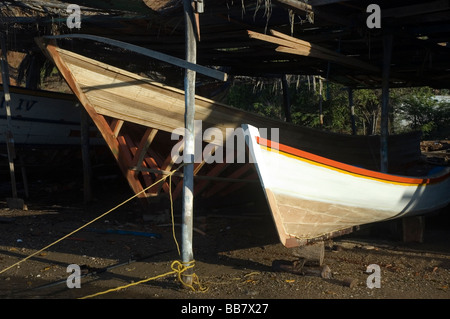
[36,36,447,247]
[0,85,103,145]
[244,125,450,247]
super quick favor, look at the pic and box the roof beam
[382,0,450,18]
[274,0,313,12]
[308,0,351,6]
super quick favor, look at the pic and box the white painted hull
[244,125,450,247]
[1,86,103,145]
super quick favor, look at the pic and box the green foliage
[394,87,450,139]
[225,77,450,139]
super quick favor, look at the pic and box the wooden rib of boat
[0,85,103,145]
[244,125,450,247]
[36,37,444,247]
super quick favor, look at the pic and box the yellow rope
[0,162,209,297]
[0,165,183,276]
[79,173,209,299]
[79,260,208,299]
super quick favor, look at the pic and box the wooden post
[380,34,393,173]
[1,34,25,210]
[318,77,324,127]
[181,0,197,286]
[281,74,292,122]
[81,108,92,204]
[402,216,424,243]
[348,87,356,135]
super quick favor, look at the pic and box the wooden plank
[43,34,228,82]
[110,119,124,138]
[274,0,313,12]
[132,128,158,167]
[123,134,170,194]
[248,30,379,73]
[269,30,344,60]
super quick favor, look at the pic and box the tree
[394,87,450,139]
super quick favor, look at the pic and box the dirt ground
[0,171,449,306]
[0,145,449,316]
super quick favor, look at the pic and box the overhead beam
[274,0,313,13]
[248,30,380,73]
[382,0,450,18]
[42,34,227,82]
[308,0,351,6]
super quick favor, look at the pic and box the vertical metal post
[380,34,393,173]
[348,88,356,135]
[181,0,197,285]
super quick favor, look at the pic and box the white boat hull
[244,125,450,247]
[1,86,103,145]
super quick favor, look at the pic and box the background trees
[225,76,450,140]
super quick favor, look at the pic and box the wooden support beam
[124,134,170,195]
[348,88,356,135]
[274,0,313,13]
[281,74,292,122]
[248,30,380,74]
[308,0,350,6]
[318,77,324,126]
[132,128,158,167]
[44,34,227,82]
[402,216,425,243]
[110,119,124,138]
[1,34,25,210]
[380,34,393,173]
[129,166,258,184]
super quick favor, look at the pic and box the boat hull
[1,85,103,145]
[244,124,450,247]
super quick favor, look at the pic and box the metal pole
[181,0,197,286]
[380,34,393,173]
